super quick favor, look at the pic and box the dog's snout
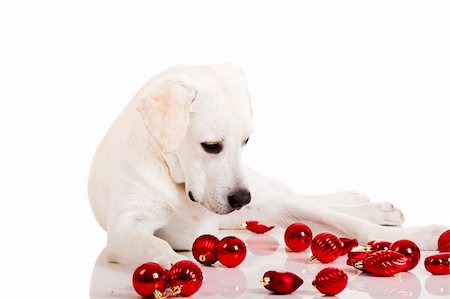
[228,188,251,209]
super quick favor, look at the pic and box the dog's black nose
[228,188,251,209]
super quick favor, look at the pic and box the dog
[88,63,446,268]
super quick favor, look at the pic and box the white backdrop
[1,1,448,298]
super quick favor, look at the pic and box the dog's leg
[223,192,446,250]
[221,166,447,249]
[300,191,371,206]
[106,202,186,268]
[243,165,403,225]
[326,201,405,226]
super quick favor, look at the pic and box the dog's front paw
[331,201,405,226]
[157,253,189,269]
[105,246,187,269]
[373,202,405,226]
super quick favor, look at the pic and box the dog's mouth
[201,200,236,215]
[188,190,235,215]
[210,206,236,215]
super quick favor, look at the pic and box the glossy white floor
[90,228,450,299]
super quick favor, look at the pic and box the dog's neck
[163,153,185,184]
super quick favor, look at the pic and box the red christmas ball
[389,239,421,271]
[261,270,303,294]
[311,232,342,263]
[339,237,358,255]
[312,267,348,296]
[216,236,247,267]
[192,234,220,266]
[284,223,312,252]
[438,230,450,252]
[363,250,409,276]
[369,240,391,252]
[167,260,203,297]
[132,262,168,298]
[424,253,450,275]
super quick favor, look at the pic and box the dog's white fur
[88,64,446,268]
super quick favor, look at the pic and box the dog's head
[137,64,252,214]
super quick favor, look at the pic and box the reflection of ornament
[246,234,279,256]
[261,270,303,294]
[284,223,312,252]
[132,262,168,298]
[284,253,313,277]
[340,238,358,255]
[424,253,450,275]
[425,273,450,296]
[310,232,342,263]
[219,268,247,298]
[349,271,422,299]
[197,267,219,296]
[438,230,450,252]
[216,236,247,267]
[362,250,408,276]
[389,239,420,271]
[167,260,203,297]
[242,220,274,234]
[198,267,248,298]
[192,234,219,266]
[312,267,348,296]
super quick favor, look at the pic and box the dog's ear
[137,78,197,153]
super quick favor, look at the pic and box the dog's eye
[243,137,250,146]
[201,142,223,154]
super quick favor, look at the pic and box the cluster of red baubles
[278,223,353,295]
[265,224,450,295]
[348,239,420,276]
[132,260,203,298]
[192,235,247,267]
[132,225,450,298]
[347,232,450,276]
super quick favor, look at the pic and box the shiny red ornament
[346,251,369,268]
[216,236,247,267]
[312,267,348,296]
[362,250,409,276]
[284,223,312,252]
[132,262,168,298]
[366,240,391,252]
[438,230,450,252]
[310,232,342,263]
[389,239,421,271]
[243,220,274,234]
[167,260,203,297]
[340,238,358,255]
[424,253,450,275]
[261,270,303,294]
[192,234,220,266]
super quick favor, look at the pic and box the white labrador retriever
[88,64,445,267]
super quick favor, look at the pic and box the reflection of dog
[88,64,446,267]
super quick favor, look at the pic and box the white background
[1,1,448,298]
